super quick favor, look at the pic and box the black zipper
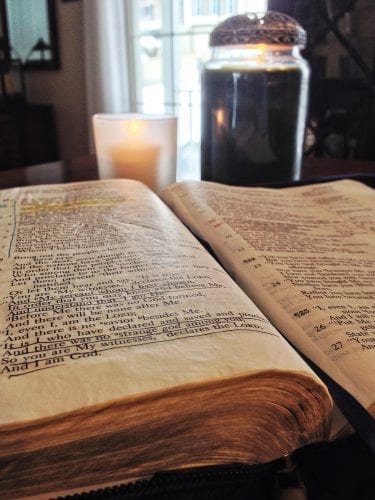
[56,459,286,499]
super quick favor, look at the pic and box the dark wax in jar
[201,66,305,186]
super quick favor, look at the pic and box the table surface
[0,155,375,189]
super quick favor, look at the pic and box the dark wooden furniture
[0,154,374,189]
[0,100,59,170]
[269,1,375,162]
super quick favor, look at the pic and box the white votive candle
[111,142,161,191]
[93,114,177,193]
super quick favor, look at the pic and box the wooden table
[0,155,374,189]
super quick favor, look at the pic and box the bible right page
[160,180,375,434]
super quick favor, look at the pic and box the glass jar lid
[209,11,306,49]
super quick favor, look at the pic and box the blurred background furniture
[0,100,58,169]
[269,0,375,162]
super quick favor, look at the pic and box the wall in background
[25,1,89,160]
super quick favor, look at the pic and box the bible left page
[0,180,319,426]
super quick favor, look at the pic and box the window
[125,0,268,180]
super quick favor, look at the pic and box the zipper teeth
[57,461,284,499]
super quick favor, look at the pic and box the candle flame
[216,109,225,126]
[255,44,268,63]
[125,120,145,136]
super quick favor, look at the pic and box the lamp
[26,37,52,62]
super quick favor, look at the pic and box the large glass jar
[201,11,310,186]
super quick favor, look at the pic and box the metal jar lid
[209,11,307,48]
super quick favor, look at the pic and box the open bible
[0,178,373,497]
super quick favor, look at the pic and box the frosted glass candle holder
[93,113,177,193]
